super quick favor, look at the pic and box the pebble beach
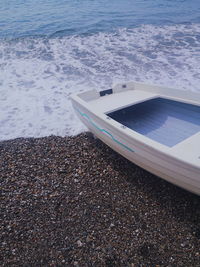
[1,132,200,266]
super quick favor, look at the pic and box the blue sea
[0,0,200,140]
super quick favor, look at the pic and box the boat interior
[107,98,200,147]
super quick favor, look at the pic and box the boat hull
[71,81,200,195]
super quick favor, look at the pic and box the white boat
[70,81,200,195]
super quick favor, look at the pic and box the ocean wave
[0,24,200,140]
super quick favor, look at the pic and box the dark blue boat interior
[107,98,200,147]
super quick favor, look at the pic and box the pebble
[77,240,83,247]
[0,132,200,266]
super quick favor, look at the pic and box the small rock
[86,236,92,243]
[77,240,83,247]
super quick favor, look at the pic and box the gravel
[0,132,200,266]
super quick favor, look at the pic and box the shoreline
[1,132,200,266]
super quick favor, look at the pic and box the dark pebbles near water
[1,132,200,266]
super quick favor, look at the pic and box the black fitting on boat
[99,88,113,97]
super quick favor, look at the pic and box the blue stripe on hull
[75,108,134,152]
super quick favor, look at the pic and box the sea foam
[0,24,200,140]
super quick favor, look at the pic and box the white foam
[0,24,200,140]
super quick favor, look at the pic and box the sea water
[0,0,200,140]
